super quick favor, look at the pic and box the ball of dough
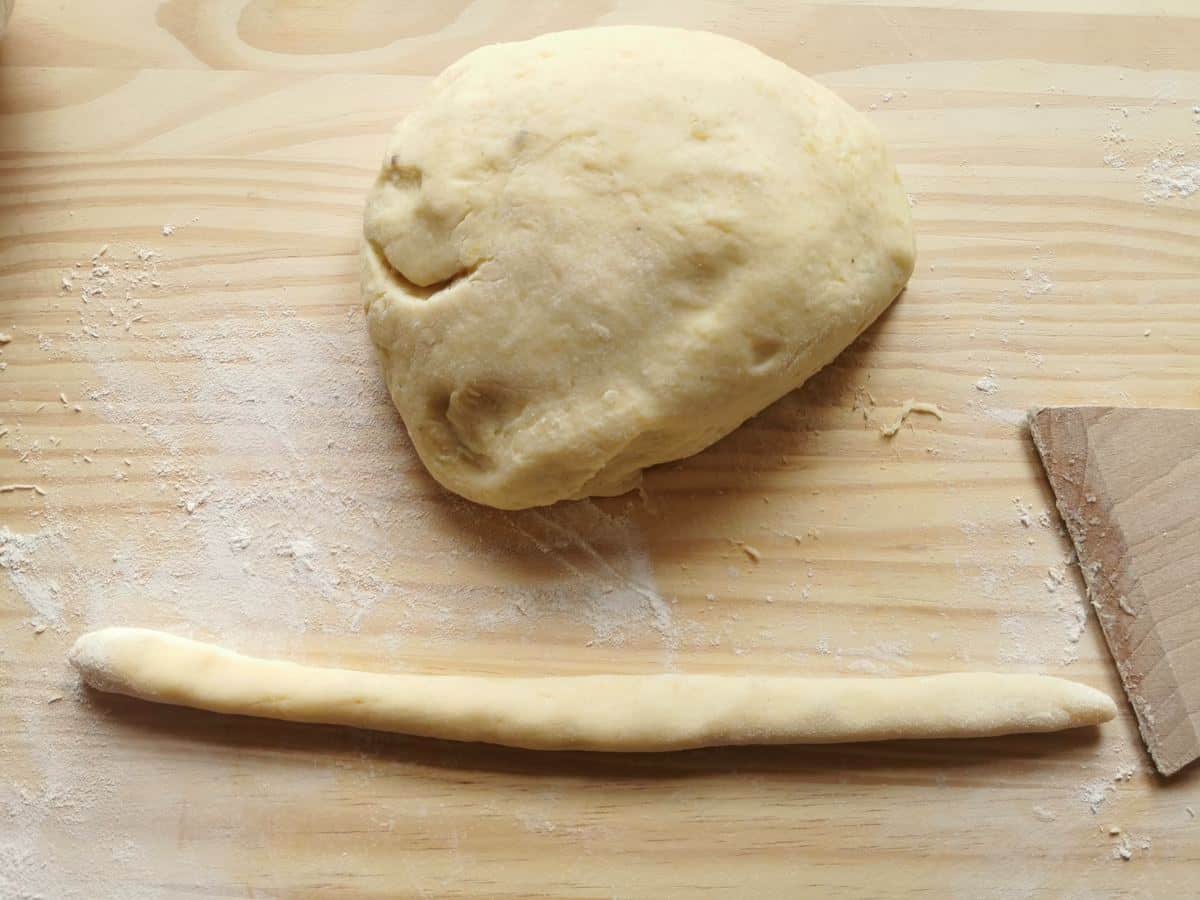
[362,26,915,509]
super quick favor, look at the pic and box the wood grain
[2,1,1200,897]
[1032,407,1200,776]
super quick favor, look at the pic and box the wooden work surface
[2,2,1199,897]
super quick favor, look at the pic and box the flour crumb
[1080,778,1114,813]
[1099,107,1137,169]
[182,491,211,515]
[161,224,175,236]
[1114,835,1133,861]
[1012,497,1034,528]
[1032,805,1056,822]
[1022,269,1054,297]
[1080,761,1142,815]
[1109,830,1150,862]
[1044,565,1066,593]
[975,371,999,394]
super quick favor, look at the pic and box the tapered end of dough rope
[70,627,143,696]
[69,629,112,686]
[1059,678,1118,725]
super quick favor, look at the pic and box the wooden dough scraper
[1030,407,1200,776]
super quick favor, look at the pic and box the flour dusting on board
[2,240,675,657]
[0,238,679,898]
[0,525,69,626]
[1142,150,1200,202]
[1101,101,1200,204]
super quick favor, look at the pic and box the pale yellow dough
[70,628,1115,752]
[362,26,915,509]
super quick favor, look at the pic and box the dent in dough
[70,628,1117,752]
[361,26,916,509]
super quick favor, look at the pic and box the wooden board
[2,1,1200,897]
[1031,407,1200,777]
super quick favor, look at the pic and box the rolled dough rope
[69,628,1117,752]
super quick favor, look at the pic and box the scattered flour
[1021,269,1054,297]
[1055,572,1089,666]
[1101,101,1200,203]
[1080,778,1115,814]
[982,407,1026,427]
[1142,151,1200,202]
[1079,761,1139,814]
[1111,831,1152,863]
[0,240,677,658]
[0,235,684,897]
[1113,834,1133,861]
[0,525,70,627]
[1100,112,1130,171]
